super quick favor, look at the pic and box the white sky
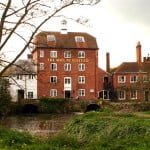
[3,0,150,70]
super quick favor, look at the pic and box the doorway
[144,91,149,101]
[64,90,71,98]
[18,89,24,101]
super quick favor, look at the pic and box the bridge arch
[86,104,100,112]
[22,104,38,113]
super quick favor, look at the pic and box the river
[0,113,77,138]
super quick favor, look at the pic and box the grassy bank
[0,110,149,150]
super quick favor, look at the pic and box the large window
[64,51,71,58]
[39,63,44,70]
[47,35,56,41]
[50,76,57,83]
[28,92,33,99]
[118,76,126,83]
[64,63,71,71]
[40,50,44,57]
[78,64,85,71]
[130,76,138,83]
[78,76,85,84]
[50,89,57,97]
[75,36,85,42]
[78,51,85,58]
[50,51,57,58]
[78,89,85,96]
[50,63,57,71]
[118,90,125,100]
[130,90,137,99]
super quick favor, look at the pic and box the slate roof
[33,31,98,49]
[113,62,150,73]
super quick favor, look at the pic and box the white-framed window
[143,75,149,82]
[64,51,71,58]
[47,35,56,41]
[28,92,33,99]
[78,76,85,84]
[130,90,137,99]
[50,51,57,58]
[75,36,85,42]
[78,51,85,58]
[40,50,44,57]
[118,90,125,100]
[50,76,57,83]
[130,76,138,83]
[118,76,126,83]
[50,89,57,97]
[50,63,57,71]
[39,63,44,70]
[28,74,35,79]
[78,63,85,71]
[64,77,71,84]
[64,63,71,71]
[17,74,22,80]
[78,89,85,96]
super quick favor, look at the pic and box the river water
[0,113,77,137]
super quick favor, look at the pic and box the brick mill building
[112,42,150,101]
[32,26,111,99]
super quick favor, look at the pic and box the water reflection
[0,114,76,137]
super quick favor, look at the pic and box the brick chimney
[136,41,142,64]
[106,52,110,72]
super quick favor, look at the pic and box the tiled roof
[33,31,98,49]
[113,62,150,73]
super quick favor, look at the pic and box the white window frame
[40,50,44,57]
[130,90,137,99]
[78,89,85,96]
[50,63,57,71]
[75,36,85,42]
[118,90,125,100]
[78,76,85,84]
[28,92,33,99]
[50,51,57,58]
[39,63,44,71]
[64,51,71,58]
[118,76,126,83]
[78,51,85,58]
[17,74,22,80]
[50,76,57,83]
[47,35,56,41]
[78,63,85,71]
[64,63,71,71]
[130,76,138,83]
[50,89,57,97]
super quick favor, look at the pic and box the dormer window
[75,36,85,42]
[47,35,56,41]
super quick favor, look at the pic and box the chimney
[136,41,142,64]
[106,52,110,72]
[60,20,67,34]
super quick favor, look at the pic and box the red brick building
[32,30,110,99]
[112,42,150,101]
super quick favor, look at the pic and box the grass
[0,109,149,150]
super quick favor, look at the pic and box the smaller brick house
[112,42,150,101]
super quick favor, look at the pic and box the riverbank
[0,110,149,150]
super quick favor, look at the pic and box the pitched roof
[33,31,98,49]
[113,62,150,73]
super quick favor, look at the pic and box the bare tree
[0,0,100,76]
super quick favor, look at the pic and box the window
[75,36,85,42]
[78,76,85,84]
[78,51,85,58]
[64,63,71,71]
[78,89,85,96]
[118,76,126,83]
[50,76,57,83]
[28,92,33,99]
[39,63,44,70]
[50,63,57,71]
[130,76,138,83]
[47,35,55,41]
[143,75,149,82]
[118,90,125,100]
[29,74,35,79]
[130,90,137,99]
[50,51,57,58]
[50,89,57,97]
[64,51,71,58]
[40,50,44,57]
[17,74,22,80]
[64,77,71,84]
[78,64,85,71]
